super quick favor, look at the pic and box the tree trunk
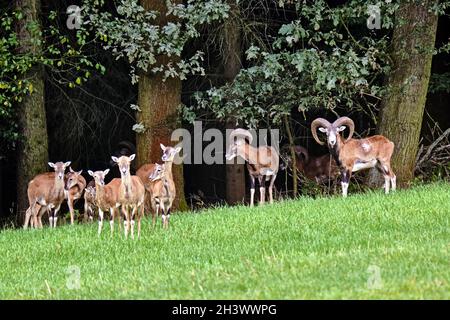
[137,0,187,211]
[370,0,438,187]
[224,1,246,205]
[14,0,49,223]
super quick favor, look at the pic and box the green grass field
[0,183,449,299]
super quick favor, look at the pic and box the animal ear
[129,154,135,161]
[160,143,166,151]
[77,170,83,175]
[104,168,110,176]
[318,127,327,133]
[88,170,94,177]
[69,167,75,173]
[48,162,55,168]
[338,126,346,132]
[174,146,182,153]
[64,161,71,168]
[111,156,119,163]
[148,169,155,180]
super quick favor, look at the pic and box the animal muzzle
[225,153,235,161]
[149,174,160,182]
[328,134,337,146]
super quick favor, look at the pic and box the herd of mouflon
[24,117,396,238]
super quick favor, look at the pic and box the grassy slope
[0,183,448,299]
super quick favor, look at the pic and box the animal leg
[68,197,75,225]
[166,208,171,229]
[37,205,45,228]
[377,161,396,194]
[29,210,35,228]
[151,200,159,228]
[268,174,276,204]
[53,205,61,228]
[163,207,170,229]
[122,206,129,239]
[161,204,167,229]
[137,205,144,239]
[391,175,396,191]
[23,207,32,229]
[48,207,54,228]
[384,163,396,192]
[32,203,41,228]
[258,176,265,205]
[83,201,89,223]
[109,208,115,237]
[130,206,137,240]
[152,205,157,228]
[137,215,141,239]
[259,187,266,205]
[118,208,122,233]
[144,192,151,217]
[341,169,351,197]
[249,175,256,207]
[384,175,390,194]
[98,209,104,236]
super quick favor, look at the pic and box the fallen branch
[415,128,450,176]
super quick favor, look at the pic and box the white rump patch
[260,168,274,176]
[352,159,377,172]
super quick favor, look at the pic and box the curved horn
[229,128,253,144]
[294,146,309,163]
[333,117,354,142]
[311,118,331,146]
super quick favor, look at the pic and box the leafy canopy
[185,0,450,128]
[81,0,230,83]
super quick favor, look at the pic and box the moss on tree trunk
[15,0,49,222]
[372,0,438,187]
[137,0,187,211]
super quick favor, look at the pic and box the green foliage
[0,0,230,155]
[184,0,449,128]
[429,72,450,94]
[185,0,398,127]
[0,11,34,149]
[81,0,230,83]
[0,9,102,155]
[0,183,448,298]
